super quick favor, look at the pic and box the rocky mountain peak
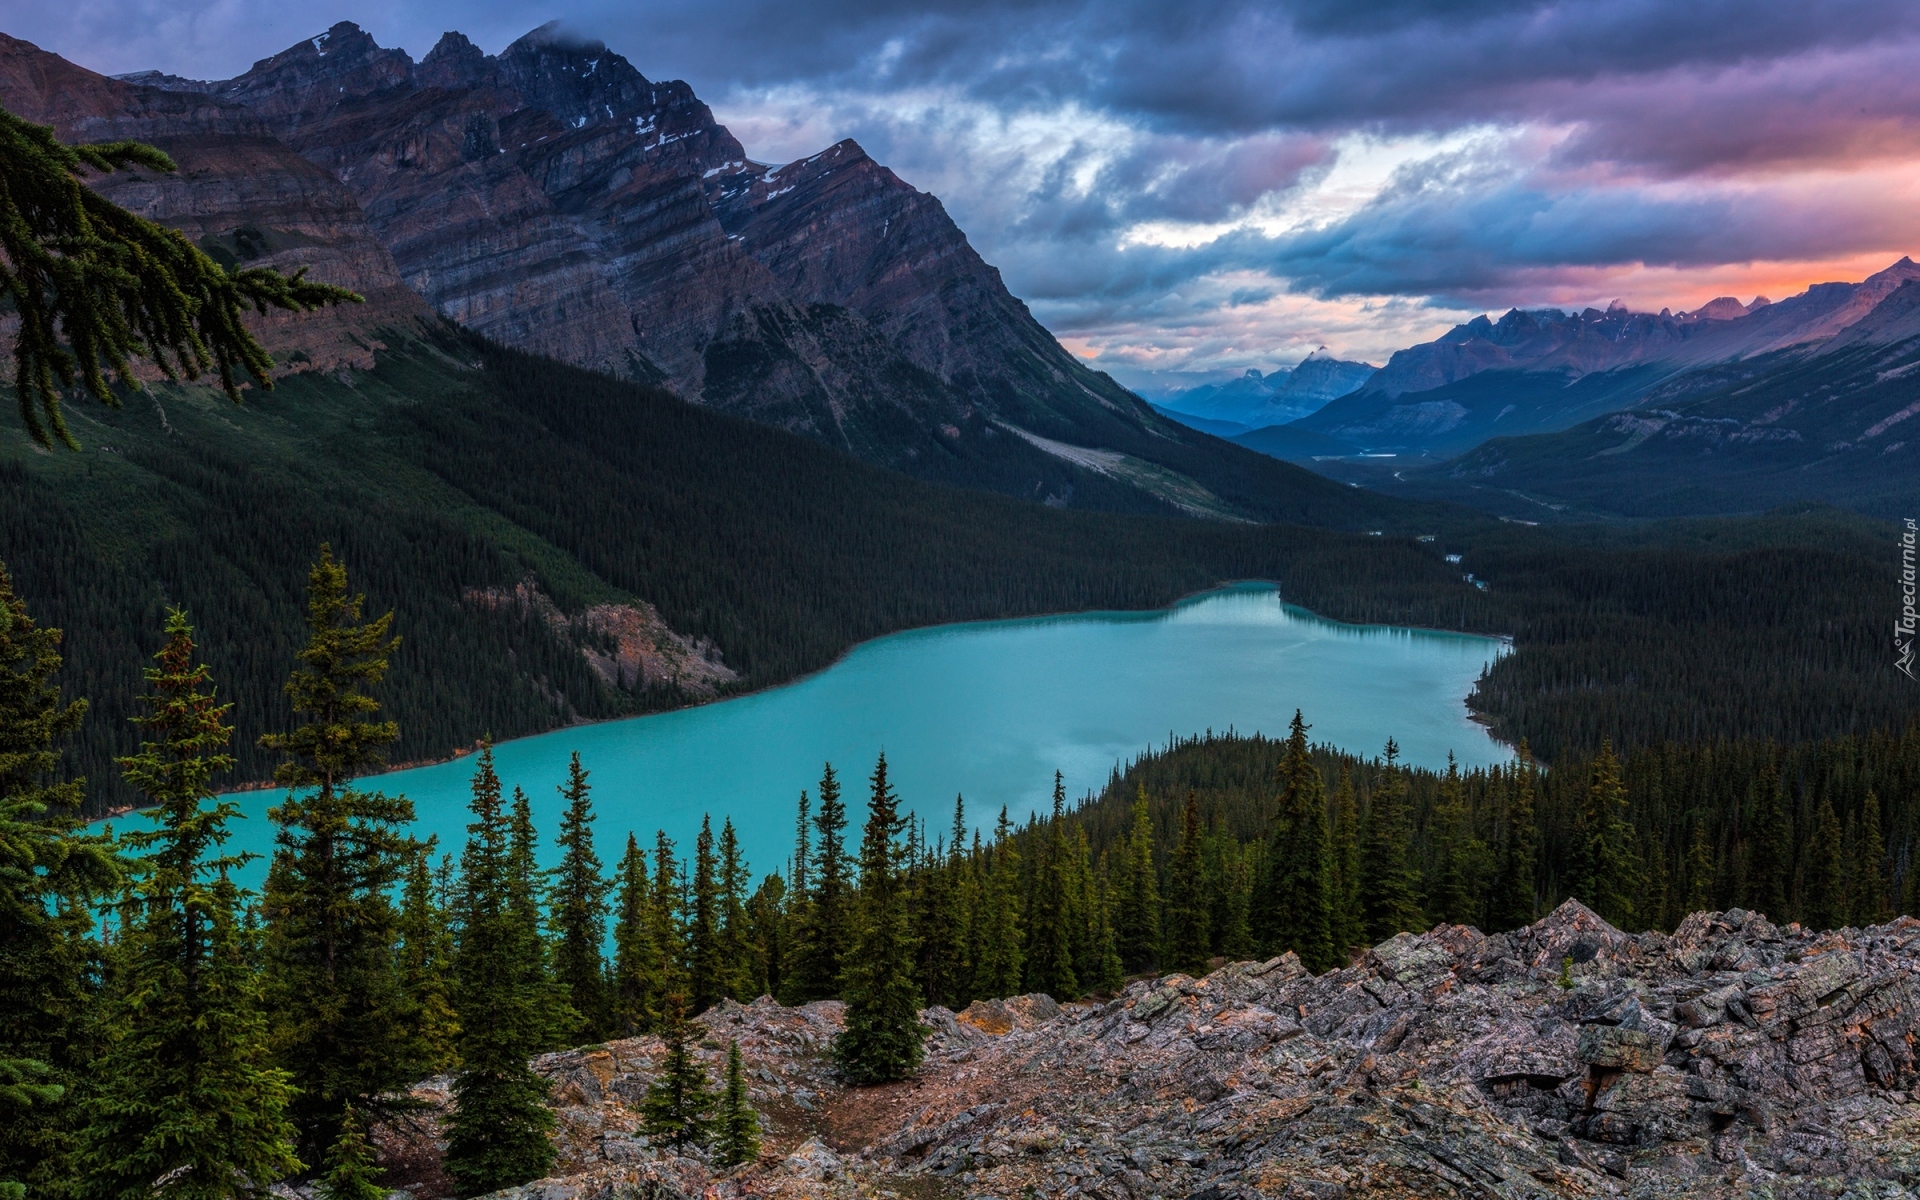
[212,21,414,120]
[493,23,656,129]
[416,32,487,89]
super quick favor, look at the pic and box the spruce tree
[1804,796,1845,931]
[649,832,687,997]
[1361,741,1425,942]
[1570,742,1641,929]
[610,835,660,1035]
[550,753,611,1038]
[1024,775,1078,1000]
[1082,852,1127,994]
[912,830,961,1009]
[1259,713,1333,971]
[445,746,555,1196]
[833,754,926,1084]
[640,995,715,1150]
[315,1106,384,1200]
[1748,762,1793,922]
[1683,817,1716,916]
[745,874,788,1002]
[1490,749,1539,932]
[77,611,301,1200]
[713,1040,761,1170]
[688,816,723,1012]
[398,839,459,1073]
[1853,792,1892,926]
[975,808,1025,998]
[1426,756,1479,928]
[785,766,849,1002]
[1163,791,1210,974]
[1113,790,1160,974]
[1326,769,1364,958]
[259,548,422,1159]
[717,819,758,999]
[506,785,572,1048]
[0,566,120,1200]
[0,108,357,448]
[1216,840,1255,961]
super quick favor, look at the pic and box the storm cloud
[14,0,1920,386]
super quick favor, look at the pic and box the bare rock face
[385,905,1920,1200]
[91,22,1224,503]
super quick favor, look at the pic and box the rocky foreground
[374,901,1920,1199]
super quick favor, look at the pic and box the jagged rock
[368,910,1920,1199]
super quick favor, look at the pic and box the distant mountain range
[1405,279,1920,520]
[0,23,1378,524]
[1260,259,1920,463]
[1153,350,1377,432]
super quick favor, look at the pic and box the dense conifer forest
[2,330,1910,814]
[5,547,1915,1200]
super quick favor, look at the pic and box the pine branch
[0,106,362,449]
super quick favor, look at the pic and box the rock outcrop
[371,903,1920,1199]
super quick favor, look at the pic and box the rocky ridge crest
[373,901,1920,1199]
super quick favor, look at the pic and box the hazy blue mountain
[1157,350,1376,428]
[1390,280,1920,519]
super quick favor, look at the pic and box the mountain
[1397,280,1920,519]
[1155,349,1376,430]
[0,21,1366,522]
[1262,259,1920,462]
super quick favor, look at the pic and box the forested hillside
[4,328,1911,813]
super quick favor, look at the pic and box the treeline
[5,331,1911,816]
[1064,723,1920,960]
[1,330,1495,817]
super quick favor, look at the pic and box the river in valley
[199,584,1510,885]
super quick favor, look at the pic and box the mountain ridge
[2,22,1390,523]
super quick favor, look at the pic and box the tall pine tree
[1360,740,1425,942]
[259,547,422,1159]
[1024,774,1078,1000]
[975,808,1025,998]
[785,766,849,1003]
[1163,791,1210,975]
[1258,713,1333,971]
[1113,790,1160,974]
[550,754,611,1038]
[833,754,925,1084]
[610,834,660,1035]
[1326,769,1364,959]
[0,566,120,1200]
[77,611,300,1200]
[1490,748,1539,932]
[1569,742,1641,928]
[445,746,554,1196]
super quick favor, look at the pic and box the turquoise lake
[195,584,1510,886]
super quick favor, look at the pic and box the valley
[2,9,1919,1200]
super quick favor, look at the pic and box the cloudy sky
[16,0,1920,392]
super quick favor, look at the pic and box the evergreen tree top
[260,547,400,795]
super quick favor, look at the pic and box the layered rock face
[376,902,1920,1199]
[121,22,1176,470]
